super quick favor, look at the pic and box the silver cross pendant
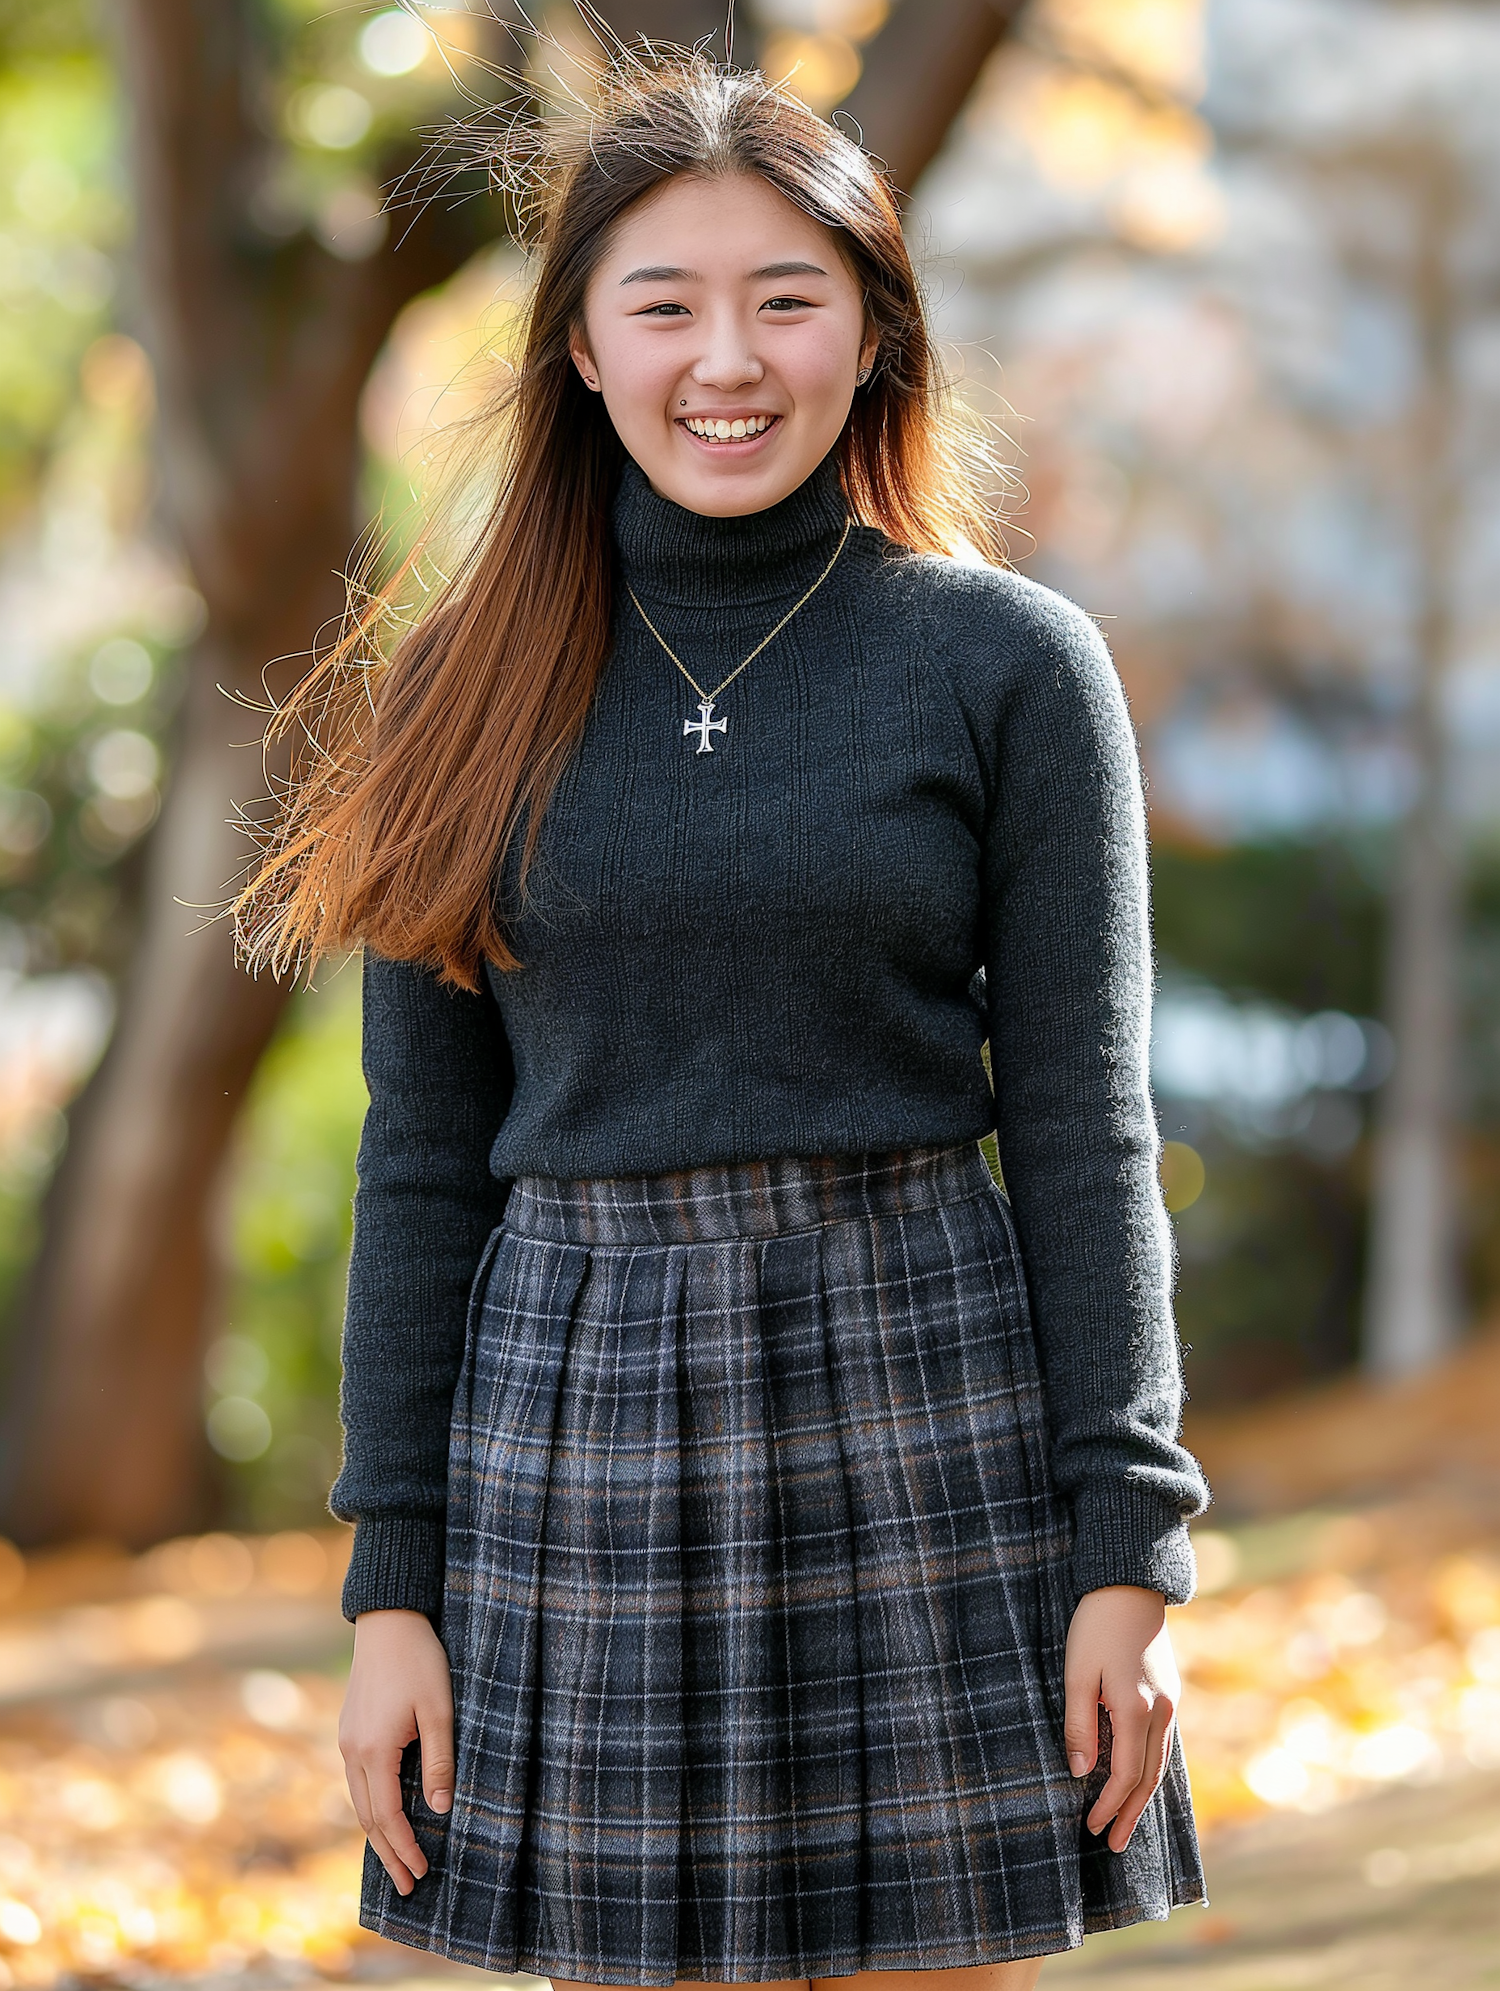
[684,698,728,753]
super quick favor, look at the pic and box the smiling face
[569,171,878,518]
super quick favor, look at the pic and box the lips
[679,414,779,443]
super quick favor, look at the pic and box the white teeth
[683,415,773,440]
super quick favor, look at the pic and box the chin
[660,464,809,518]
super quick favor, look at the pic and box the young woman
[240,49,1210,1991]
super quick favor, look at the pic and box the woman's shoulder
[868,538,1119,717]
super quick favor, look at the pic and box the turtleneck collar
[610,452,852,609]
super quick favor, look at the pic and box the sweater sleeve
[329,949,516,1622]
[979,584,1209,1607]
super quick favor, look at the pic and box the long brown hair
[235,46,1004,990]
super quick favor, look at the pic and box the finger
[1107,1702,1175,1853]
[418,1694,457,1815]
[349,1764,419,1895]
[368,1820,420,1895]
[1062,1663,1102,1778]
[1086,1699,1150,1837]
[365,1754,430,1883]
[344,1749,371,1833]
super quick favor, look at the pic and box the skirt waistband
[504,1140,998,1246]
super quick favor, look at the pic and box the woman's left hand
[1062,1583,1180,1851]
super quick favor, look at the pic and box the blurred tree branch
[841,0,1025,195]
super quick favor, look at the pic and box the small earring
[856,364,873,386]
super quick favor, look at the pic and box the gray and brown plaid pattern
[363,1140,1205,1983]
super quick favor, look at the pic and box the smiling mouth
[678,414,780,444]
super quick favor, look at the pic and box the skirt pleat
[363,1141,1206,1984]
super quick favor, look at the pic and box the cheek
[632,367,689,434]
[779,318,863,397]
[590,320,680,418]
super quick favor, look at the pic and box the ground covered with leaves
[0,1338,1496,1990]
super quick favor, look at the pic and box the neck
[610,454,851,609]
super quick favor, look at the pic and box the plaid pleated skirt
[362,1139,1205,1983]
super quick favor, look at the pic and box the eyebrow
[619,265,698,285]
[617,259,830,286]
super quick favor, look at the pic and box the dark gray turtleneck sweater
[331,455,1209,1621]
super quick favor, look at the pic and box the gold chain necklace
[626,517,853,753]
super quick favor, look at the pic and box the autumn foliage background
[0,0,1497,1986]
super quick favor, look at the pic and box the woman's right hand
[339,1608,456,1894]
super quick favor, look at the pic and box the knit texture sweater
[331,454,1210,1621]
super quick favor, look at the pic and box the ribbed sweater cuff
[1070,1483,1199,1607]
[340,1515,446,1623]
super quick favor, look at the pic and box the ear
[858,321,880,379]
[568,327,602,392]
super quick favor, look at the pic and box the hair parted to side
[234,42,1006,992]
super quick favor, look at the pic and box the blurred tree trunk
[0,0,1016,1548]
[1364,150,1463,1379]
[0,0,509,1546]
[839,0,1024,195]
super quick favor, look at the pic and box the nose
[690,311,764,393]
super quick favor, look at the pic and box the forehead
[595,172,853,279]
